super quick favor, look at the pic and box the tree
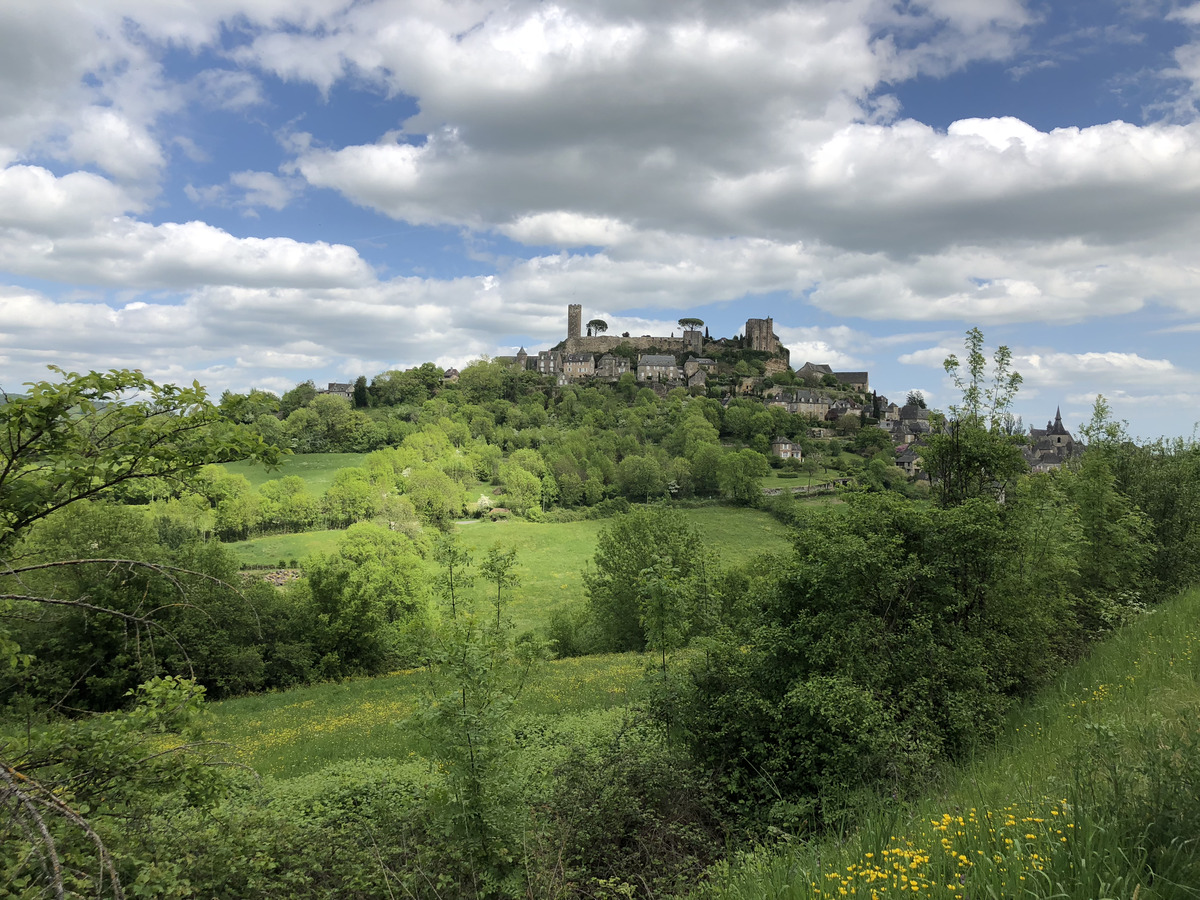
[352,375,369,408]
[905,390,926,409]
[718,449,769,504]
[433,533,474,619]
[279,379,317,417]
[415,546,541,895]
[305,522,430,674]
[586,318,609,337]
[1,368,279,549]
[0,367,279,899]
[678,317,704,330]
[584,508,704,652]
[921,329,1027,507]
[479,545,520,629]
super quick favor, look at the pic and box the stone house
[536,350,562,377]
[895,444,924,477]
[319,382,354,400]
[796,362,833,382]
[771,436,803,460]
[595,353,631,379]
[769,389,832,418]
[562,353,595,379]
[834,371,870,392]
[637,354,681,383]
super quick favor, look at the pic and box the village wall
[564,334,722,355]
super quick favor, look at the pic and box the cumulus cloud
[0,214,374,291]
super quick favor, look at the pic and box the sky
[2,0,1200,439]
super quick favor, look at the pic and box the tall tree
[352,374,369,408]
[586,318,608,337]
[921,328,1027,507]
[479,545,520,630]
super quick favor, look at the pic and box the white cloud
[0,216,373,290]
[193,68,265,111]
[0,165,139,234]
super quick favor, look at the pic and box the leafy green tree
[479,545,520,630]
[639,560,691,674]
[433,533,474,619]
[921,328,1027,507]
[414,584,542,896]
[584,508,704,652]
[499,462,542,515]
[0,367,278,899]
[352,375,369,408]
[322,466,379,528]
[0,368,277,548]
[279,379,317,417]
[718,448,769,504]
[616,454,667,502]
[259,475,320,532]
[406,466,463,528]
[680,492,1073,824]
[305,523,430,674]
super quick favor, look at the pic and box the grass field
[222,452,368,490]
[703,587,1200,899]
[759,470,830,489]
[210,651,649,778]
[226,506,795,632]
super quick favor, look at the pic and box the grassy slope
[210,652,648,779]
[211,506,796,777]
[702,587,1200,900]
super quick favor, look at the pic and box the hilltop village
[316,304,1078,477]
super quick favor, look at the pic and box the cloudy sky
[3,0,1200,437]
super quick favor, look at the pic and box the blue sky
[3,0,1200,438]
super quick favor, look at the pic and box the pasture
[222,452,368,490]
[210,652,649,778]
[226,506,794,633]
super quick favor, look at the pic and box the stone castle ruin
[560,305,788,364]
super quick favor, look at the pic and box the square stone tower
[567,303,582,339]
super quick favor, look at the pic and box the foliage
[304,522,431,675]
[584,507,709,652]
[0,367,279,549]
[700,585,1200,900]
[415,543,545,898]
[921,329,1027,507]
[679,490,1093,826]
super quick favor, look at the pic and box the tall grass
[209,651,648,778]
[702,588,1200,899]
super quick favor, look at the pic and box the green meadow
[222,451,368,490]
[226,506,795,633]
[210,651,648,778]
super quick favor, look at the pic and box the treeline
[0,504,435,709]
